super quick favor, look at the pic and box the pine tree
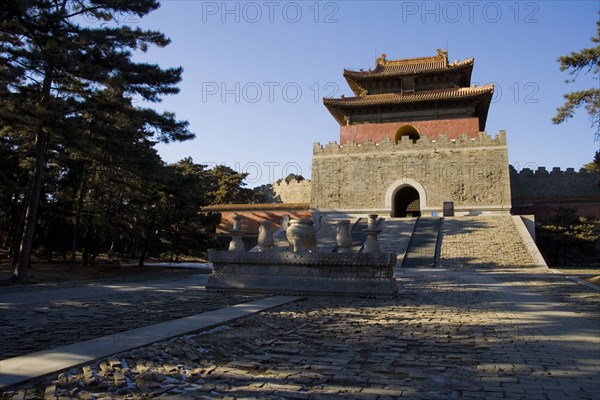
[206,165,253,205]
[553,18,600,140]
[0,1,193,282]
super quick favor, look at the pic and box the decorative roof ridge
[343,52,474,77]
[376,49,448,66]
[343,58,474,73]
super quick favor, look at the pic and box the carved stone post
[367,214,378,229]
[229,215,245,253]
[258,220,274,252]
[363,227,382,254]
[336,220,352,253]
[232,215,243,231]
[286,219,317,253]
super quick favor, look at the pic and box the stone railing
[207,214,398,298]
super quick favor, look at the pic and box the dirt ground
[0,260,203,285]
[551,267,600,287]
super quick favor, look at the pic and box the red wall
[340,117,480,144]
[512,202,600,221]
[216,210,312,234]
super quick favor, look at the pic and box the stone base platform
[207,250,398,299]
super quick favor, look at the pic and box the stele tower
[311,49,512,217]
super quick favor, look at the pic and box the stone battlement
[511,166,595,176]
[272,179,312,204]
[510,165,600,199]
[313,131,506,155]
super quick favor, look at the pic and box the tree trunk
[11,192,28,266]
[12,71,53,283]
[69,164,88,267]
[138,238,148,267]
[12,129,48,282]
[138,226,152,267]
[82,243,89,267]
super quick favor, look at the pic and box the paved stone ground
[0,272,261,359]
[2,268,598,399]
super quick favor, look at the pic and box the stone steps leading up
[440,215,537,267]
[401,217,441,268]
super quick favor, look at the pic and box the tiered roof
[343,49,474,95]
[324,50,493,130]
[324,85,494,125]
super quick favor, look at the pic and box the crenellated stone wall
[510,166,600,219]
[510,166,600,198]
[311,131,512,214]
[272,179,312,204]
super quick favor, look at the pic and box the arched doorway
[394,125,420,143]
[393,186,421,217]
[384,178,427,218]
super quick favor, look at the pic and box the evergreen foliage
[0,1,252,280]
[553,18,600,140]
[537,208,600,267]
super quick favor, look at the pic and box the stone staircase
[401,217,441,268]
[377,217,418,263]
[440,215,537,267]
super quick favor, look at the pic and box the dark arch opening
[393,186,421,218]
[394,125,420,143]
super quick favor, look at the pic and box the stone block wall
[510,166,600,219]
[272,179,312,204]
[510,166,599,198]
[311,132,512,214]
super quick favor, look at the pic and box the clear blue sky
[122,0,599,187]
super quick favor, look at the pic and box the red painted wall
[340,117,480,144]
[512,202,600,221]
[215,210,312,234]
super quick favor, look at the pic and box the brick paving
[2,268,598,399]
[0,273,261,359]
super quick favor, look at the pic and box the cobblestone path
[2,268,598,399]
[0,272,261,359]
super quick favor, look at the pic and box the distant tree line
[0,154,254,265]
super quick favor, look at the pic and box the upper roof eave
[324,84,494,108]
[323,84,494,126]
[343,57,474,80]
